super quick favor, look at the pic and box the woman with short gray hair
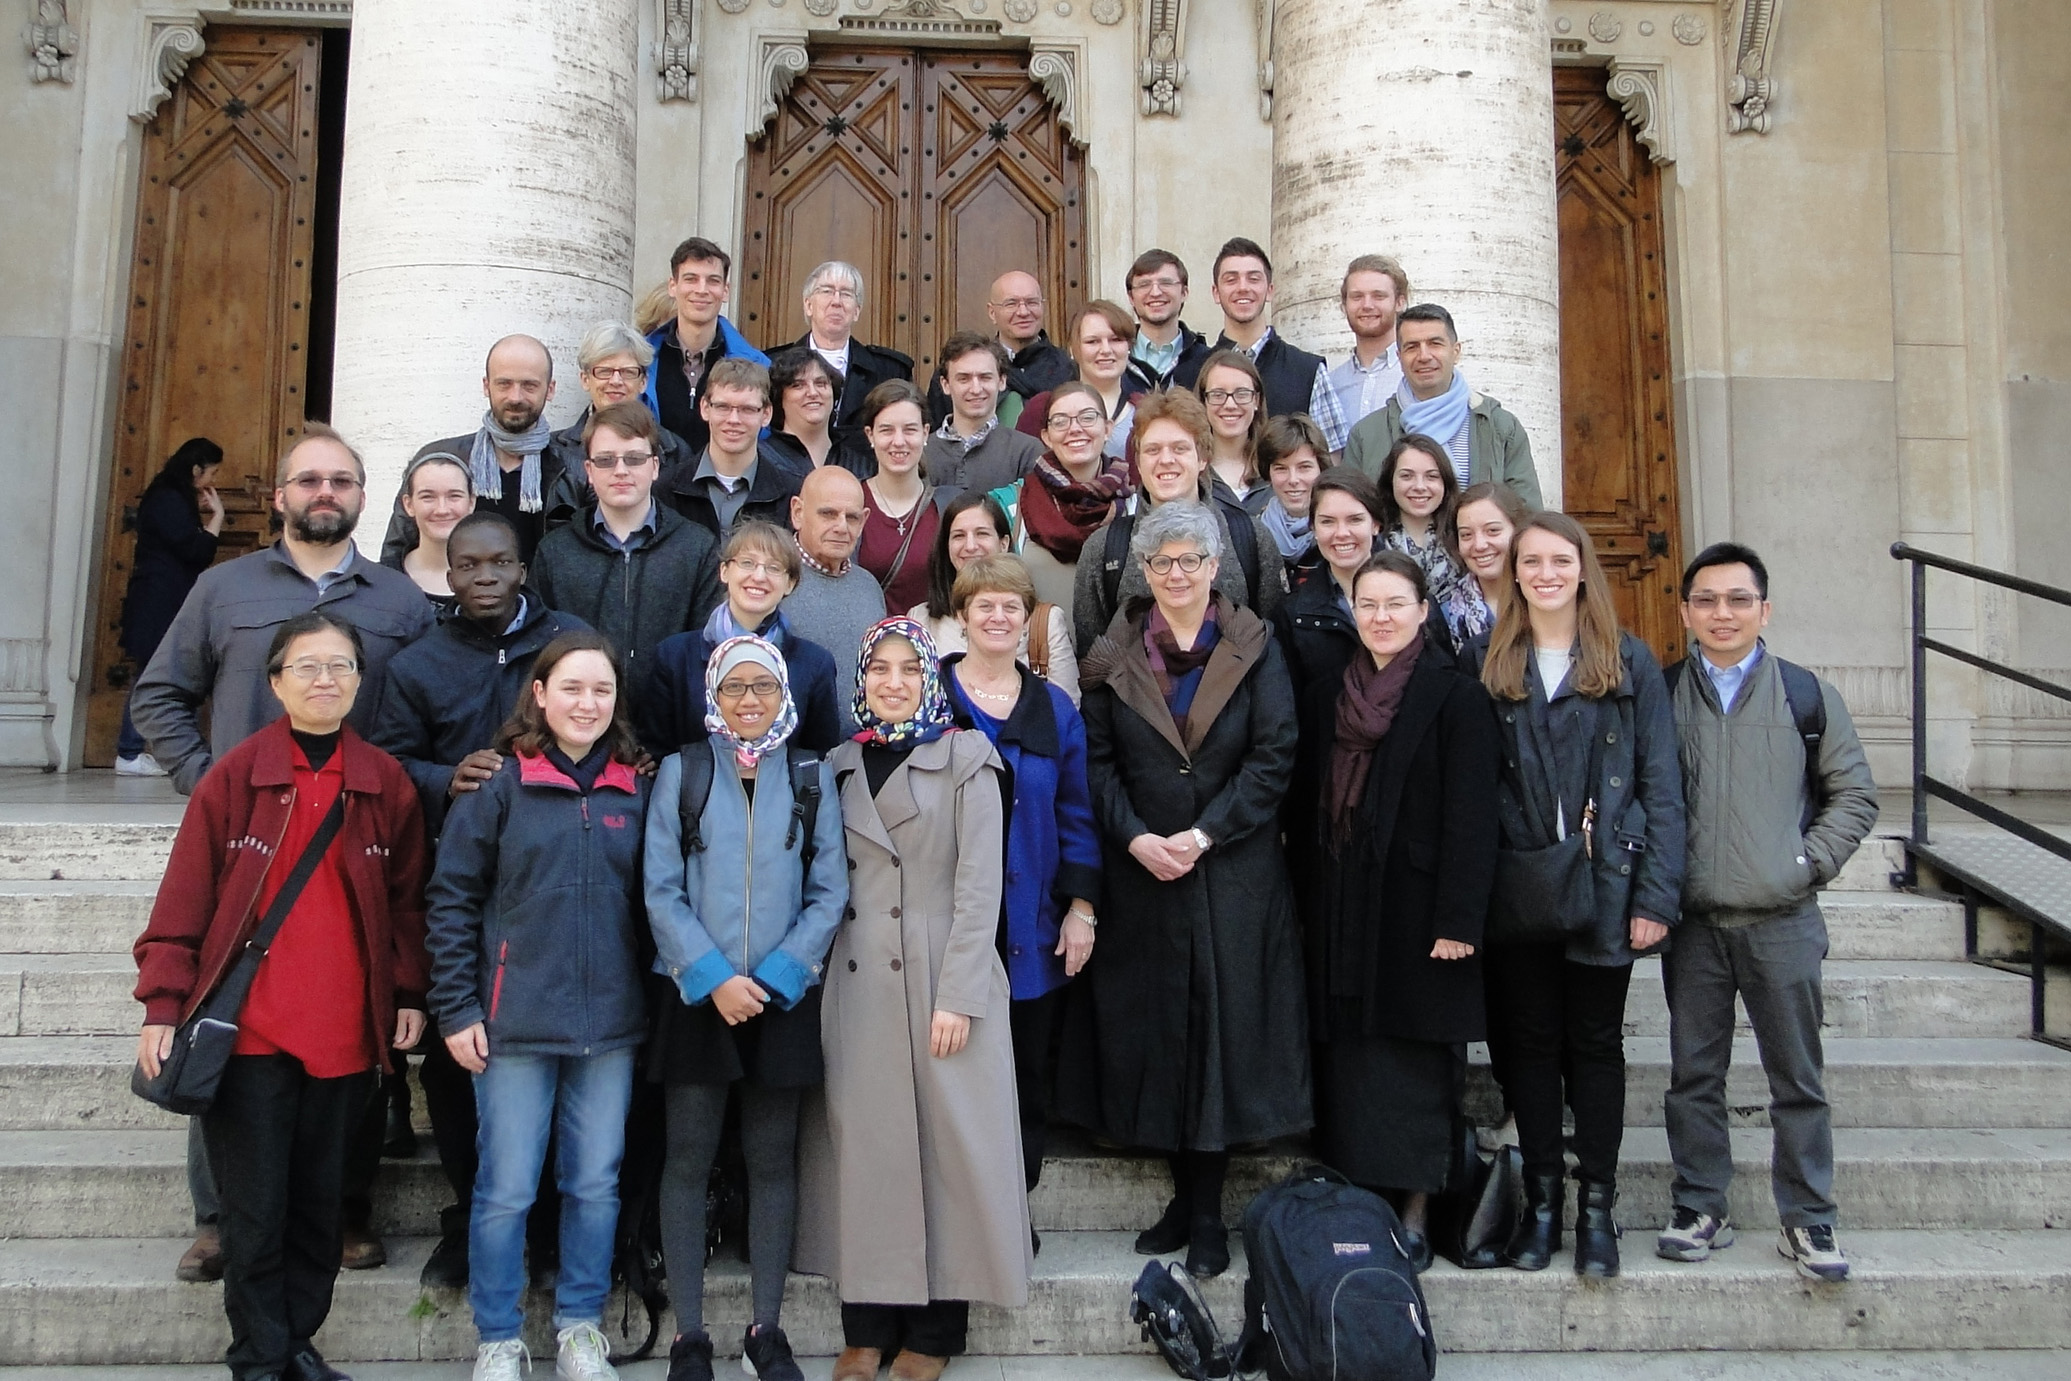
[544,321,692,528]
[1127,499,1222,567]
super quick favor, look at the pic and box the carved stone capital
[133,8,208,123]
[1606,57,1672,163]
[1027,39,1085,147]
[657,0,697,102]
[1728,0,1779,134]
[26,0,80,83]
[751,31,810,138]
[1139,0,1188,118]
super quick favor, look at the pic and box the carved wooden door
[741,46,1085,376]
[86,28,326,762]
[1555,65,1686,664]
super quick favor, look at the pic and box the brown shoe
[889,1353,948,1381]
[339,1222,387,1270]
[176,1225,224,1283]
[833,1346,883,1380]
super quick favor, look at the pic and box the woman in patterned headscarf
[796,618,1031,1381]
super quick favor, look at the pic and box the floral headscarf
[851,617,955,747]
[704,635,798,770]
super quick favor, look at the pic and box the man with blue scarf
[1342,302,1543,510]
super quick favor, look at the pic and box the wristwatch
[1191,827,1213,853]
[1068,906,1097,929]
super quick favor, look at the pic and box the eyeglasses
[724,557,788,577]
[584,365,643,383]
[284,474,361,493]
[279,659,359,682]
[704,403,766,420]
[586,451,654,471]
[1133,277,1185,293]
[716,678,782,700]
[1355,598,1420,616]
[1687,591,1761,611]
[1145,552,1210,575]
[809,286,859,303]
[1047,409,1106,434]
[1203,388,1259,407]
[990,297,1044,311]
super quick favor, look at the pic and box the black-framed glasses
[1145,552,1210,575]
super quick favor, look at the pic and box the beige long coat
[794,730,1033,1307]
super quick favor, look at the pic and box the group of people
[124,234,1881,1381]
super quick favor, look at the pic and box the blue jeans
[117,693,148,759]
[469,1049,635,1341]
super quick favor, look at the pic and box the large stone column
[1269,0,1562,498]
[329,0,640,542]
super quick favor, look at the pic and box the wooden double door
[739,46,1087,374]
[1555,65,1686,664]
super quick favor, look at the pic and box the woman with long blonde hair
[1461,511,1684,1281]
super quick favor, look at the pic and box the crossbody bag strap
[873,484,935,596]
[205,791,349,1022]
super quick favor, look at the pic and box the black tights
[1167,1150,1231,1224]
[658,1080,802,1334]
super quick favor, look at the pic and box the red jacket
[133,718,431,1074]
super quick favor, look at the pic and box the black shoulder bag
[133,793,348,1115]
[1485,698,1608,945]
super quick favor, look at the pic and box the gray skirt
[1314,1035,1465,1195]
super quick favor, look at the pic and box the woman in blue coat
[425,630,652,1381]
[940,554,1101,1211]
[643,635,847,1381]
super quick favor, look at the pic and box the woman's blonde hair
[951,552,1038,616]
[1480,510,1625,702]
[722,520,801,585]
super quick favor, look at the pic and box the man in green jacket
[1656,542,1879,1284]
[1341,303,1543,510]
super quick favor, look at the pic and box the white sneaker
[115,753,167,777]
[473,1337,530,1381]
[1778,1224,1850,1282]
[555,1321,619,1381]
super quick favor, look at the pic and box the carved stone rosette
[1140,0,1188,117]
[1728,0,1778,134]
[657,0,697,101]
[26,0,80,83]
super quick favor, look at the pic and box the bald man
[782,466,886,735]
[381,334,567,564]
[926,268,1074,428]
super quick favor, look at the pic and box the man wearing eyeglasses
[1656,542,1878,1284]
[925,269,1074,428]
[657,358,803,539]
[776,261,914,451]
[527,400,723,719]
[128,423,436,1284]
[1123,249,1211,392]
[540,322,698,532]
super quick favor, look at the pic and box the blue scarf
[1261,500,1312,560]
[702,602,787,646]
[1395,369,1472,450]
[851,617,956,747]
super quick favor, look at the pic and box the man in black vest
[643,237,771,455]
[1172,237,1348,451]
[775,260,913,451]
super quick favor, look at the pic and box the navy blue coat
[944,656,1103,999]
[640,612,843,758]
[426,751,651,1056]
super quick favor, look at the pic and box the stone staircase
[1,819,2068,1366]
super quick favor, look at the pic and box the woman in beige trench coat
[796,617,1032,1381]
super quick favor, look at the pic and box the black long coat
[1058,598,1312,1152]
[1288,649,1502,1045]
[120,483,219,660]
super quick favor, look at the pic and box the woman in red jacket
[134,610,431,1381]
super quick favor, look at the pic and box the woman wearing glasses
[1014,300,1148,464]
[987,381,1131,615]
[1063,502,1308,1280]
[1195,349,1274,518]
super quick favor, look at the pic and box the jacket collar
[438,593,556,648]
[1081,595,1265,759]
[246,718,383,794]
[571,494,686,552]
[515,750,640,794]
[837,733,960,855]
[941,654,1060,756]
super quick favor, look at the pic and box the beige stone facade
[3,0,2067,786]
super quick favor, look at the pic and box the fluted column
[330,0,640,540]
[1270,0,1562,498]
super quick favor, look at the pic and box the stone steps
[0,824,178,883]
[1,1229,2066,1365]
[5,1125,2066,1242]
[0,880,154,955]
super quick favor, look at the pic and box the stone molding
[1027,37,1085,146]
[1254,0,1274,121]
[25,0,79,83]
[1139,0,1186,117]
[0,640,45,696]
[750,29,811,138]
[1606,56,1672,163]
[1728,0,1779,133]
[657,0,697,101]
[226,0,350,13]
[838,0,1001,39]
[132,6,208,122]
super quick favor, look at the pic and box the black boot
[381,1074,417,1159]
[1134,1194,1191,1255]
[419,1203,469,1290]
[1185,1215,1231,1279]
[1574,1179,1621,1278]
[1504,1173,1563,1270]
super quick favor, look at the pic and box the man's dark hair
[265,610,366,678]
[1127,249,1189,291]
[448,510,521,555]
[583,400,662,453]
[669,236,732,280]
[1397,302,1457,341]
[1681,541,1770,601]
[937,330,1010,376]
[1212,237,1274,283]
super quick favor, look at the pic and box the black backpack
[1239,1165,1437,1381]
[1102,495,1262,616]
[1663,655,1826,830]
[676,740,825,868]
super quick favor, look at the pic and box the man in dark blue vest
[1172,237,1348,450]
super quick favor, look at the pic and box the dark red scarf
[1325,637,1423,851]
[1018,453,1128,563]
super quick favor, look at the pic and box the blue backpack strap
[675,742,716,859]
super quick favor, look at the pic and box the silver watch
[1191,827,1212,853]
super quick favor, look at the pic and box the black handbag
[132,794,347,1115]
[1485,697,1607,945]
[1434,1120,1523,1269]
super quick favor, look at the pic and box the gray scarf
[470,409,551,513]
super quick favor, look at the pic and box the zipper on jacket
[498,647,507,666]
[490,939,508,1020]
[741,766,756,980]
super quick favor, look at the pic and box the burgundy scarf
[1325,638,1423,851]
[1145,601,1220,740]
[1018,453,1128,563]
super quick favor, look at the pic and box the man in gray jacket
[1657,542,1879,1283]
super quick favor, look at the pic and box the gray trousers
[1661,903,1837,1227]
[190,1115,220,1225]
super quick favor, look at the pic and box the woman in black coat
[118,437,225,772]
[1061,501,1309,1282]
[1288,552,1500,1272]
[1460,511,1684,1281]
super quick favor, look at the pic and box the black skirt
[648,982,825,1089]
[1314,1035,1464,1195]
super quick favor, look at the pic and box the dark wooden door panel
[86,28,325,762]
[1555,65,1685,664]
[742,45,1084,376]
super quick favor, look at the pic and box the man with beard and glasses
[128,422,436,1286]
[382,334,566,564]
